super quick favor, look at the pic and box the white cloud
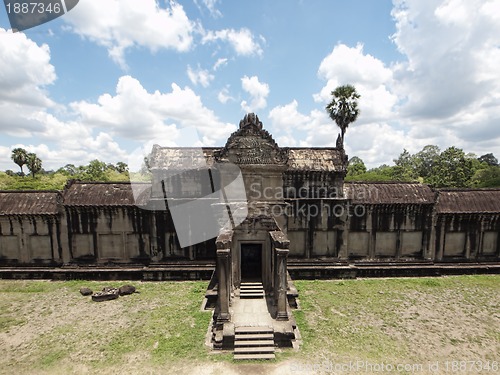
[391,0,500,120]
[217,87,234,104]
[240,75,269,112]
[314,43,397,124]
[213,57,228,70]
[64,0,196,68]
[71,75,236,145]
[194,0,222,18]
[202,28,263,56]
[0,28,56,109]
[187,65,214,87]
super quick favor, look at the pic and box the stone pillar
[275,248,289,321]
[216,248,231,323]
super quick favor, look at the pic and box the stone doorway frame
[240,242,264,281]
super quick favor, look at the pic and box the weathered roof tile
[0,191,61,215]
[345,182,435,204]
[436,189,500,213]
[63,182,150,206]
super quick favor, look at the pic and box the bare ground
[0,276,498,375]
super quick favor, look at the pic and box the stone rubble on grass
[78,285,138,302]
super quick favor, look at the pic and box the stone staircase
[239,281,264,299]
[233,326,275,360]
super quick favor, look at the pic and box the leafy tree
[81,159,108,181]
[325,84,360,146]
[478,153,498,167]
[116,162,129,174]
[26,153,42,178]
[471,166,500,187]
[57,164,79,176]
[11,148,28,175]
[391,149,418,181]
[414,145,440,179]
[347,156,367,177]
[427,147,475,188]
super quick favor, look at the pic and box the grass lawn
[0,275,498,374]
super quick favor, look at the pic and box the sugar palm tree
[26,153,42,178]
[11,147,28,175]
[325,84,360,147]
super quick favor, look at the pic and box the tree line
[2,148,130,190]
[346,147,500,188]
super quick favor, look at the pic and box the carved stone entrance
[241,243,262,280]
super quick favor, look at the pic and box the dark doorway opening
[241,243,262,280]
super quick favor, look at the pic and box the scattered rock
[118,285,136,296]
[79,287,93,296]
[92,288,119,302]
[102,286,119,293]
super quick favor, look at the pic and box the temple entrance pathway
[232,283,276,360]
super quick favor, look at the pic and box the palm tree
[325,84,360,147]
[26,153,42,178]
[11,148,28,175]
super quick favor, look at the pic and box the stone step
[240,282,263,286]
[240,288,263,292]
[235,333,274,340]
[235,326,273,334]
[235,340,274,347]
[240,283,263,287]
[240,293,264,299]
[234,346,275,354]
[234,353,275,360]
[240,286,263,291]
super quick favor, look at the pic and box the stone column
[275,248,289,321]
[216,248,231,323]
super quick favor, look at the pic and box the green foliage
[326,84,360,144]
[471,166,500,187]
[11,147,28,174]
[347,156,367,177]
[478,153,498,167]
[1,159,131,190]
[345,164,395,182]
[26,152,42,178]
[391,149,418,181]
[426,146,475,187]
[414,145,440,178]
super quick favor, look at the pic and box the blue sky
[1,0,500,171]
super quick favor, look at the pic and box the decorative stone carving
[216,113,288,165]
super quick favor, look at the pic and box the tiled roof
[149,146,345,172]
[0,191,61,215]
[286,148,345,172]
[436,189,500,213]
[149,147,216,170]
[345,182,435,204]
[63,182,150,206]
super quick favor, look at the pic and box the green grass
[0,275,498,374]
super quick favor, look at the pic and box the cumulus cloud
[314,43,397,124]
[187,65,214,87]
[300,0,500,165]
[71,75,236,145]
[0,28,56,108]
[240,75,269,112]
[202,28,263,56]
[391,0,500,121]
[63,0,196,68]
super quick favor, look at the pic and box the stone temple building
[1,114,499,352]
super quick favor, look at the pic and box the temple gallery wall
[1,114,500,267]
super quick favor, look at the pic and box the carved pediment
[216,113,288,165]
